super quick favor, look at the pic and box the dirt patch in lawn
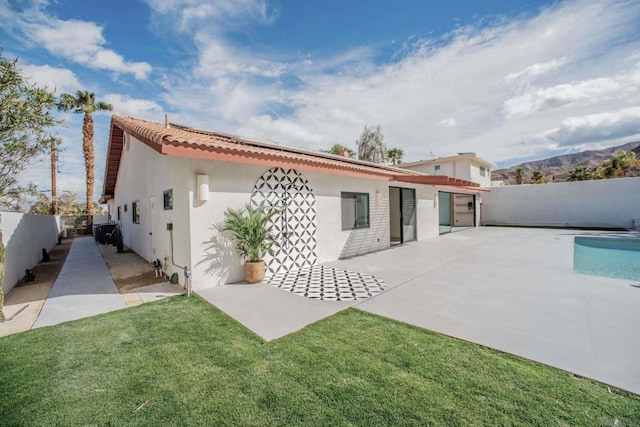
[98,243,169,307]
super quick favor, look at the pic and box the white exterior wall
[405,162,456,177]
[106,199,115,221]
[0,212,61,293]
[468,163,492,188]
[482,177,640,229]
[184,160,439,290]
[186,159,256,289]
[93,214,109,224]
[314,172,391,261]
[308,172,438,261]
[454,159,472,181]
[403,158,492,188]
[111,134,192,284]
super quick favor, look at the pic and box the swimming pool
[574,236,640,281]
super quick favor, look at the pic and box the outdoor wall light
[375,190,382,207]
[196,174,209,202]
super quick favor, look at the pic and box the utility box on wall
[166,222,173,231]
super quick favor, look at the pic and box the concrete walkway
[33,237,125,328]
[199,227,640,395]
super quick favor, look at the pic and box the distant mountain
[492,141,640,184]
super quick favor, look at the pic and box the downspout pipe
[169,228,191,297]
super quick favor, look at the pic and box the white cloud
[26,19,104,59]
[20,64,82,94]
[239,115,327,146]
[193,34,285,80]
[145,0,278,31]
[102,94,163,119]
[502,68,638,118]
[1,4,152,79]
[29,19,152,79]
[91,50,151,80]
[438,118,457,128]
[538,107,640,147]
[504,57,569,82]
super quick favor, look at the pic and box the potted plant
[220,203,278,284]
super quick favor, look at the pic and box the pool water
[574,236,640,281]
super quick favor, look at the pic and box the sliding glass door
[389,187,416,244]
[401,188,416,242]
[438,192,452,234]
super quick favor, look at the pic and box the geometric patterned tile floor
[265,265,386,301]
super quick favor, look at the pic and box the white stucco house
[100,115,488,291]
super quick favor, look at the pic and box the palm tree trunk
[82,112,94,217]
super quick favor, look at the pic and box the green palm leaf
[220,204,279,263]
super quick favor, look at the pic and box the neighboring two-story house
[400,153,496,230]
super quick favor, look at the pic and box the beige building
[400,153,496,189]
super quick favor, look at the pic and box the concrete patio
[198,227,640,395]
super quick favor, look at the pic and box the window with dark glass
[163,189,173,210]
[117,206,121,220]
[341,192,370,230]
[132,201,140,223]
[480,166,486,177]
[434,164,441,173]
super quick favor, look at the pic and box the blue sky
[1,0,640,203]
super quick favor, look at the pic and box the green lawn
[1,296,639,426]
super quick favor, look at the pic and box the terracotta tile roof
[101,115,483,201]
[115,114,417,173]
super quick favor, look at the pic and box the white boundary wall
[0,212,62,294]
[482,177,640,229]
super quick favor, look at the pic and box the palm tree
[514,167,525,185]
[568,165,592,181]
[595,151,638,179]
[595,162,617,179]
[57,91,112,217]
[386,148,404,165]
[356,125,386,163]
[615,150,638,177]
[220,203,279,283]
[531,170,545,184]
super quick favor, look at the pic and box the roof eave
[392,174,481,188]
[402,154,497,169]
[160,142,398,181]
